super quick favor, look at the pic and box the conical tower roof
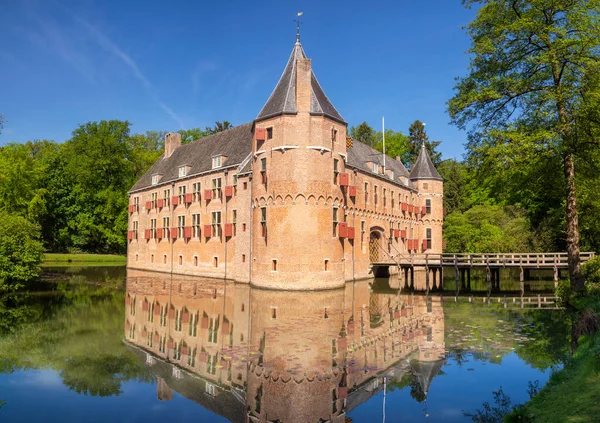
[256,40,345,124]
[410,143,442,181]
[410,358,445,396]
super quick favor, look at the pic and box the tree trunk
[564,152,584,292]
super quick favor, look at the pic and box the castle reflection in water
[124,269,445,423]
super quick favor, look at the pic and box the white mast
[382,116,386,172]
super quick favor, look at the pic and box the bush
[0,211,44,292]
[555,279,572,306]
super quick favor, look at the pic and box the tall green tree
[373,129,411,164]
[407,120,442,167]
[178,128,207,145]
[350,121,376,146]
[206,121,232,135]
[448,0,600,292]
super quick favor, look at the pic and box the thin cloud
[69,12,185,128]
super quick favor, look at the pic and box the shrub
[0,211,44,292]
[555,279,572,306]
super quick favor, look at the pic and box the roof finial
[295,12,303,42]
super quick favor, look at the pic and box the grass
[42,253,126,264]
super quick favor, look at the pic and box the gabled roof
[256,41,345,124]
[347,139,417,190]
[129,123,253,193]
[409,143,442,181]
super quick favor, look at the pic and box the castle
[127,38,443,290]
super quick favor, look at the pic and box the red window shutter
[127,231,133,240]
[201,316,209,329]
[224,185,233,197]
[156,228,163,239]
[203,224,212,237]
[338,337,347,351]
[168,308,175,319]
[348,185,357,197]
[170,228,177,239]
[154,304,161,316]
[338,386,348,399]
[338,222,348,238]
[339,173,350,186]
[255,127,266,141]
[145,201,152,210]
[204,189,213,200]
[261,172,267,184]
[182,226,191,239]
[182,311,190,323]
[128,205,133,213]
[401,230,407,239]
[221,319,230,335]
[401,308,408,317]
[394,229,400,238]
[142,300,149,311]
[224,223,233,237]
[185,193,193,204]
[422,239,427,251]
[408,204,414,213]
[181,345,188,356]
[157,199,164,208]
[167,340,173,350]
[171,195,179,206]
[144,229,151,239]
[401,202,408,211]
[347,227,355,240]
[199,351,208,362]
[421,205,427,215]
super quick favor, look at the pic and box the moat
[0,266,570,422]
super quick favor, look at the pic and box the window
[426,227,432,249]
[426,199,431,214]
[152,175,160,185]
[179,255,183,265]
[160,305,167,327]
[133,196,139,208]
[232,210,237,234]
[260,157,267,172]
[213,257,218,267]
[374,186,378,205]
[389,170,394,180]
[260,207,267,237]
[383,188,387,207]
[163,254,167,264]
[178,215,185,238]
[332,128,338,142]
[151,192,158,207]
[193,182,201,201]
[364,182,369,204]
[391,191,395,209]
[333,159,339,184]
[212,156,222,169]
[163,189,170,207]
[208,318,219,344]
[189,312,198,336]
[242,254,246,263]
[178,185,186,203]
[162,217,169,238]
[361,220,366,233]
[133,221,138,238]
[150,218,157,238]
[148,302,155,322]
[212,211,221,236]
[272,259,277,271]
[211,178,221,198]
[332,207,338,236]
[267,127,273,139]
[175,309,182,332]
[271,307,277,318]
[178,166,187,178]
[324,259,329,271]
[233,174,238,186]
[243,181,248,190]
[192,213,200,237]
[242,223,246,232]
[373,163,379,174]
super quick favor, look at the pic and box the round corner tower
[409,143,444,254]
[250,40,348,290]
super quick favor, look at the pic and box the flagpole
[382,116,386,172]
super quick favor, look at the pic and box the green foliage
[555,279,572,307]
[407,120,441,167]
[444,205,538,253]
[372,129,411,164]
[207,120,232,134]
[437,159,472,214]
[0,211,44,291]
[178,127,207,145]
[350,121,376,146]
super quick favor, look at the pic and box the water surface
[0,267,569,422]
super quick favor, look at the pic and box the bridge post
[486,264,492,294]
[467,268,471,290]
[454,255,460,295]
[404,267,409,290]
[432,268,438,290]
[554,266,559,287]
[410,266,414,289]
[519,267,525,297]
[426,266,430,293]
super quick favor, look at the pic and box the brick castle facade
[127,38,444,290]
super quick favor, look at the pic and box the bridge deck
[371,252,596,269]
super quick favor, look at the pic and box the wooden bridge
[370,250,596,293]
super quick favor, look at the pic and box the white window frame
[212,156,222,169]
[178,166,187,178]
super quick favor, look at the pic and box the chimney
[396,156,401,162]
[296,58,312,112]
[164,132,181,158]
[156,378,173,401]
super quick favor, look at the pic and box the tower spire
[295,12,303,42]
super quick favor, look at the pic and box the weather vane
[295,12,303,41]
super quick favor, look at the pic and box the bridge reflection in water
[124,270,446,423]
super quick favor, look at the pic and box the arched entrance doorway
[369,231,382,262]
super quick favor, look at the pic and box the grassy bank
[507,332,600,422]
[42,253,126,264]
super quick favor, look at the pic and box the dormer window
[373,163,379,174]
[212,156,222,169]
[151,174,162,185]
[178,166,187,178]
[389,170,394,180]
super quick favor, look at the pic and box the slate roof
[256,41,345,124]
[409,143,442,181]
[347,139,418,190]
[130,123,254,193]
[411,358,445,395]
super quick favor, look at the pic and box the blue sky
[0,0,476,160]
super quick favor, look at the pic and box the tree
[437,159,471,214]
[448,0,600,292]
[350,121,376,146]
[407,120,442,167]
[178,128,208,145]
[206,121,232,135]
[0,211,44,292]
[373,129,411,163]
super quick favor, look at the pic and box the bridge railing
[375,252,596,267]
